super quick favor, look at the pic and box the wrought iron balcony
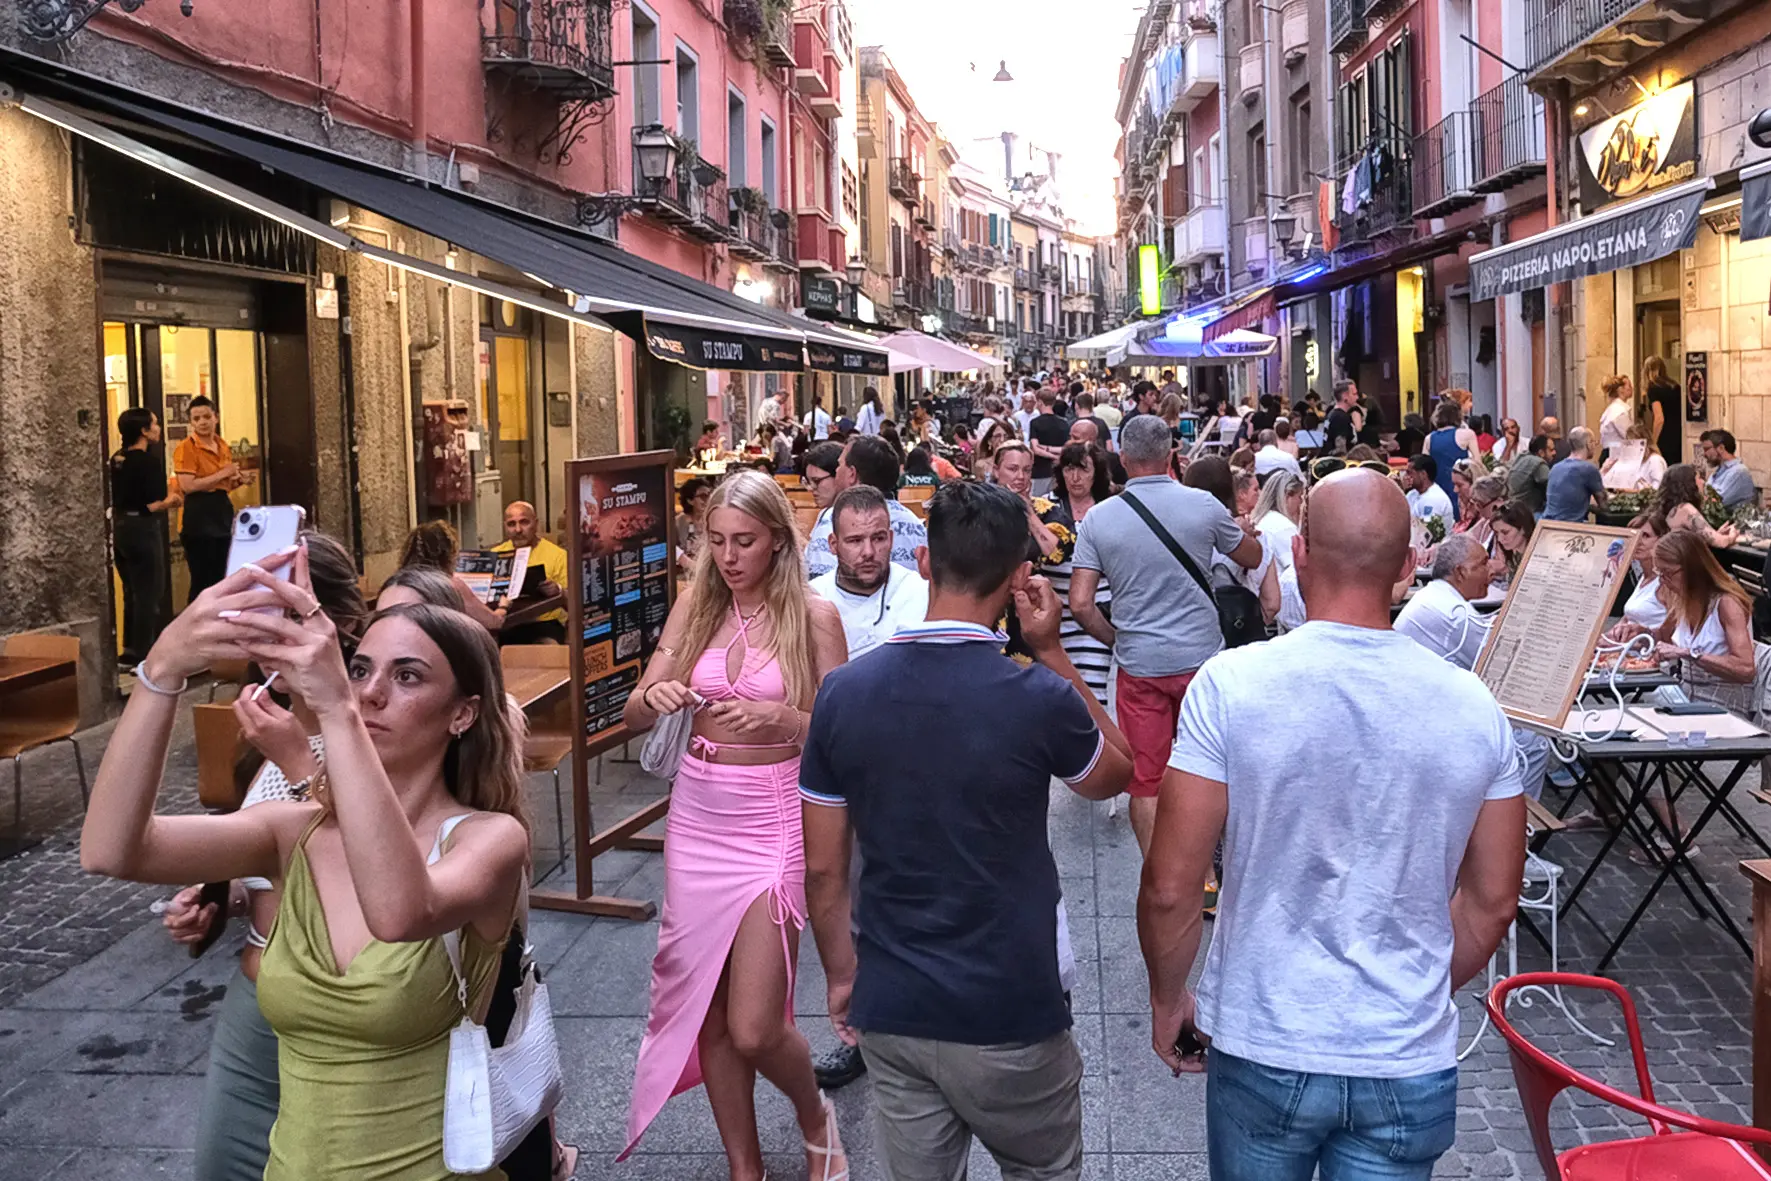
[1412,112,1481,219]
[1328,0,1366,54]
[889,158,921,204]
[632,152,730,243]
[1525,0,1640,81]
[769,212,797,268]
[1014,266,1032,287]
[482,0,615,102]
[1334,144,1414,246]
[759,3,795,68]
[1470,74,1546,194]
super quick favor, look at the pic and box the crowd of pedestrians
[77,361,1764,1181]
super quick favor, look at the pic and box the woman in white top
[1491,417,1524,465]
[855,388,884,436]
[1607,514,1672,637]
[1602,417,1668,492]
[1598,373,1634,456]
[1251,470,1306,631]
[1634,531,1756,713]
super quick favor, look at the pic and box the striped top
[1040,497,1114,705]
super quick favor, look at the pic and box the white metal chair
[1459,845,1613,1060]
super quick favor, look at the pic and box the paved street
[0,697,1764,1179]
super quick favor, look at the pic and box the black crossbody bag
[1119,492,1265,648]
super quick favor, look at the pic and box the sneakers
[813,1042,866,1090]
[1203,880,1218,920]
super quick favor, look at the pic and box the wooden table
[502,594,565,631]
[0,656,76,694]
[504,667,568,712]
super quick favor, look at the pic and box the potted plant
[723,0,765,39]
[732,186,769,214]
[692,155,725,187]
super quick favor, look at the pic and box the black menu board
[567,451,677,755]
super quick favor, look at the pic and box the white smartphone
[226,505,307,607]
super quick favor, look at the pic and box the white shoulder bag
[433,815,565,1174]
[639,703,696,780]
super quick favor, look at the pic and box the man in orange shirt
[172,396,242,603]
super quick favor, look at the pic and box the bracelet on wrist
[134,661,189,698]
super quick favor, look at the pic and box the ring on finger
[301,604,323,620]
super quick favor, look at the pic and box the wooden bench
[1524,796,1566,849]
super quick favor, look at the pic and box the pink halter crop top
[689,603,788,704]
[686,605,793,758]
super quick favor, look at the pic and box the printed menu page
[1475,522,1636,729]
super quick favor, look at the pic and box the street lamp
[1272,210,1298,253]
[633,124,680,194]
[577,124,681,227]
[24,0,192,44]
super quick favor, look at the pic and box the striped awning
[1203,287,1276,340]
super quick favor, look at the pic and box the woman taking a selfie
[156,533,367,1181]
[83,548,530,1181]
[620,471,849,1181]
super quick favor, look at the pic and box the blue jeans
[1206,1049,1458,1181]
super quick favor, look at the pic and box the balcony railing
[797,210,839,273]
[1334,144,1413,245]
[1174,203,1226,262]
[889,158,921,204]
[1412,112,1480,219]
[1237,41,1264,105]
[1471,74,1547,193]
[1014,266,1032,287]
[482,0,616,102]
[632,147,730,242]
[1525,0,1641,79]
[1329,0,1367,53]
[771,213,797,267]
[942,228,962,253]
[759,3,795,67]
[729,205,771,261]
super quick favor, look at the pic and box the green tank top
[256,816,507,1181]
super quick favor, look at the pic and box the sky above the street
[849,0,1135,235]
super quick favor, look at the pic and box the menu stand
[533,450,677,921]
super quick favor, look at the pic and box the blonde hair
[1601,373,1631,401]
[676,471,819,709]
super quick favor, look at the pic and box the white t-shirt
[1407,483,1455,521]
[1013,408,1036,438]
[758,395,783,426]
[1253,445,1302,478]
[1599,399,1633,453]
[1168,621,1523,1077]
[856,403,884,437]
[1624,574,1668,630]
[805,406,833,440]
[810,564,931,660]
[1394,578,1489,671]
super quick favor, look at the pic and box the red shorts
[1115,668,1198,799]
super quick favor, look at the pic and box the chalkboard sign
[568,451,677,755]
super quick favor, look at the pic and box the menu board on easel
[1474,520,1638,731]
[537,449,677,920]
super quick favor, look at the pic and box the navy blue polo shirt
[800,620,1103,1045]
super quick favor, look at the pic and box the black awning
[23,74,826,372]
[1742,160,1771,242]
[605,312,806,371]
[1468,178,1713,301]
[1274,226,1480,308]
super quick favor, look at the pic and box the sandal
[551,1141,579,1181]
[804,1092,849,1181]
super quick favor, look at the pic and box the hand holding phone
[226,506,306,613]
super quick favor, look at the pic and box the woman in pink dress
[621,471,850,1180]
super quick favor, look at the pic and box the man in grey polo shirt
[1069,415,1262,854]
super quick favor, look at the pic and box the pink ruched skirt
[621,750,805,1158]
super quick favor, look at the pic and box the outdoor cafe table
[1555,714,1771,972]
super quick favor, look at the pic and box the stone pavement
[0,698,1766,1179]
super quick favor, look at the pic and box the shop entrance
[1638,298,1683,463]
[98,265,312,665]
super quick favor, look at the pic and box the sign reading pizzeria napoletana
[1577,81,1698,211]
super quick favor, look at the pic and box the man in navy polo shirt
[801,480,1133,1180]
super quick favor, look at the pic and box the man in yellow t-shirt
[493,500,569,643]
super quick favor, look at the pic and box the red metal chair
[1486,972,1771,1179]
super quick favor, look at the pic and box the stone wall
[0,108,110,722]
